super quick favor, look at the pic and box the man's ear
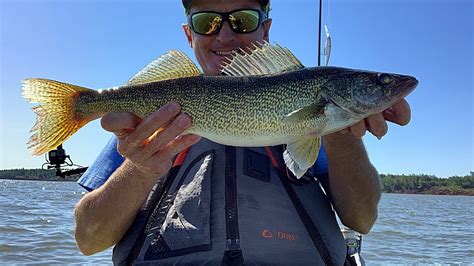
[182,24,193,48]
[262,18,272,42]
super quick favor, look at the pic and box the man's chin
[209,55,230,73]
[207,62,225,76]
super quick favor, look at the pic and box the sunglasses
[188,8,268,35]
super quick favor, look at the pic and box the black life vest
[112,138,346,265]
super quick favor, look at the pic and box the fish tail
[22,78,92,155]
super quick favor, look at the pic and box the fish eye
[378,73,393,85]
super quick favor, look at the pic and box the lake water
[0,179,473,265]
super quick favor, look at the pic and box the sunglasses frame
[188,8,268,35]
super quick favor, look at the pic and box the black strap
[270,146,334,265]
[125,163,182,265]
[222,146,244,265]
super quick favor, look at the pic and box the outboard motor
[43,145,88,178]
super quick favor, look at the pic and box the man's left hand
[320,99,411,233]
[340,99,411,138]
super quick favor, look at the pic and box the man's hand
[74,102,201,256]
[340,99,411,138]
[100,102,201,177]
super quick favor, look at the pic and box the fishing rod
[317,0,331,67]
[318,0,322,66]
[316,1,364,265]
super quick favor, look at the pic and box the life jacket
[112,138,346,265]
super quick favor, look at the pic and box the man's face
[183,0,272,75]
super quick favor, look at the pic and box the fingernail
[177,115,190,128]
[191,135,201,143]
[167,102,180,113]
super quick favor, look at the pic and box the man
[74,0,411,264]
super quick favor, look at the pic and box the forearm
[74,160,162,255]
[322,132,381,234]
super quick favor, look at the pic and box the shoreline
[2,169,473,196]
[0,177,79,182]
[386,190,474,196]
[2,177,473,196]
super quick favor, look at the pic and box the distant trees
[447,174,474,189]
[380,174,474,195]
[0,168,66,181]
[1,169,473,195]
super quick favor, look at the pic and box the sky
[0,0,473,178]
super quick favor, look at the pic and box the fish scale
[79,73,315,140]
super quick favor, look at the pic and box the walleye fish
[22,42,418,178]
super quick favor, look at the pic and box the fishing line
[324,0,332,66]
[325,0,331,27]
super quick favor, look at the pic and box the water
[0,180,112,264]
[363,193,474,264]
[1,180,473,265]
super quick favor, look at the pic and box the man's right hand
[74,102,201,256]
[100,102,201,178]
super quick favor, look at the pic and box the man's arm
[74,160,161,255]
[322,133,380,234]
[322,99,411,234]
[74,102,200,255]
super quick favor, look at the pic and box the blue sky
[1,0,472,178]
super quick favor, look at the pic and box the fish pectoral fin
[221,41,304,76]
[126,50,202,86]
[284,136,321,179]
[284,101,326,125]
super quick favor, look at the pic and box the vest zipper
[222,146,244,265]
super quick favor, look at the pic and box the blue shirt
[78,136,329,191]
[77,137,124,192]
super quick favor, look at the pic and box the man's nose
[216,21,236,43]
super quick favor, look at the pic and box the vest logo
[277,231,297,241]
[261,229,297,242]
[262,229,273,238]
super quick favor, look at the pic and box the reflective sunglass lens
[190,9,263,35]
[229,10,260,33]
[192,13,222,34]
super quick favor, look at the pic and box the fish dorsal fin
[126,50,202,86]
[284,136,321,179]
[221,41,304,76]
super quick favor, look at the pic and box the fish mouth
[397,75,419,98]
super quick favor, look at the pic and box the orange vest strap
[264,146,281,169]
[172,147,191,167]
[173,146,293,180]
[265,146,299,182]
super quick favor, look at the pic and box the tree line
[1,168,473,195]
[0,168,78,181]
[380,172,474,195]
